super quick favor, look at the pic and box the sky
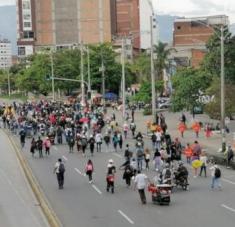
[0,0,235,23]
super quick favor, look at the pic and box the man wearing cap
[106,159,116,193]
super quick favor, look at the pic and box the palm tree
[154,42,172,80]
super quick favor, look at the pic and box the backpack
[59,163,65,173]
[214,168,221,178]
[87,164,93,171]
[137,148,143,158]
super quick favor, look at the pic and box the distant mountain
[0,5,17,54]
[157,14,179,43]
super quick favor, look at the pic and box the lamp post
[150,15,156,122]
[80,42,85,105]
[50,49,55,101]
[121,38,126,120]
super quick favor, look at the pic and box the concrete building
[172,15,229,67]
[17,0,114,56]
[0,39,12,69]
[16,0,36,58]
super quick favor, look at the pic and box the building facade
[16,0,36,58]
[0,39,12,69]
[172,15,229,67]
[16,0,158,57]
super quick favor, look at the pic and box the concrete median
[4,130,62,227]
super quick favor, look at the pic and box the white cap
[108,159,114,163]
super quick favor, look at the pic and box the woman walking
[85,160,94,183]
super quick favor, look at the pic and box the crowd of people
[0,99,233,205]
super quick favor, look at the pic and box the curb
[4,130,62,227]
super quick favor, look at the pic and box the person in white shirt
[53,159,65,189]
[134,170,150,204]
[95,132,103,152]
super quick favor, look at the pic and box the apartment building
[0,39,12,69]
[172,15,229,67]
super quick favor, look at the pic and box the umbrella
[79,117,89,123]
[192,160,203,169]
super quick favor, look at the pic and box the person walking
[106,159,116,193]
[85,159,94,183]
[36,137,43,158]
[30,137,36,157]
[68,136,75,153]
[112,132,119,152]
[210,163,222,190]
[88,135,95,156]
[95,131,102,152]
[123,122,129,139]
[122,164,133,187]
[43,137,51,156]
[178,121,186,138]
[144,148,151,170]
[136,143,144,171]
[184,143,193,164]
[19,128,26,149]
[80,134,88,156]
[199,151,208,177]
[54,158,65,189]
[134,170,150,204]
[130,121,136,138]
[103,133,111,152]
[226,145,234,168]
[118,132,123,150]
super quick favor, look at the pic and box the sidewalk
[108,108,235,167]
[0,130,49,227]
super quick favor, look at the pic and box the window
[22,1,30,9]
[18,47,26,56]
[177,26,181,30]
[23,31,34,38]
[23,13,31,21]
[24,22,31,28]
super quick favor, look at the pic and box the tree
[129,52,150,82]
[204,78,235,119]
[201,28,235,83]
[154,42,172,80]
[16,54,51,95]
[171,68,212,112]
[133,81,164,104]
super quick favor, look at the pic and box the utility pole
[80,42,85,105]
[220,25,226,151]
[150,15,156,122]
[121,38,126,120]
[87,46,91,92]
[50,49,55,101]
[101,56,105,106]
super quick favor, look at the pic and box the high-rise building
[16,0,158,57]
[16,0,36,58]
[0,39,12,69]
[17,0,114,57]
[172,15,229,67]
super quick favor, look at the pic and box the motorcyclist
[160,163,172,184]
[175,161,188,184]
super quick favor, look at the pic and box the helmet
[178,161,184,166]
[165,163,170,168]
[108,159,114,164]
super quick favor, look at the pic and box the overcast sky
[0,0,235,23]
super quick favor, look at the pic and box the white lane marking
[53,146,58,151]
[74,168,82,175]
[222,178,235,185]
[118,210,134,225]
[62,156,68,161]
[113,153,122,158]
[92,185,102,195]
[221,204,235,213]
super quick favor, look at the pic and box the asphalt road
[0,130,49,227]
[10,130,235,227]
